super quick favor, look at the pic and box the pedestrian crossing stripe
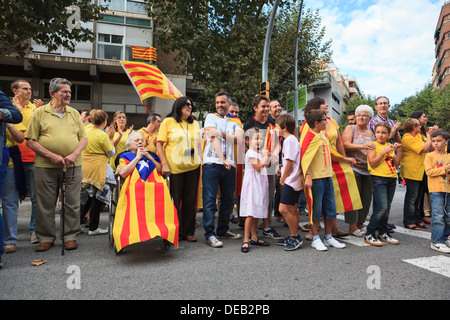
[402,256,450,278]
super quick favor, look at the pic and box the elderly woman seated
[112,132,179,252]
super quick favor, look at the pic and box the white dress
[239,149,269,218]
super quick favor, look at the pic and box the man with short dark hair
[347,111,356,125]
[243,95,282,240]
[202,92,243,247]
[26,78,87,252]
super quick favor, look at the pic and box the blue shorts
[311,177,337,220]
[280,184,301,206]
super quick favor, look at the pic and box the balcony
[310,71,332,89]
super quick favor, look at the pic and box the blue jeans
[367,176,396,236]
[23,162,38,233]
[2,168,19,245]
[311,177,337,221]
[202,164,235,239]
[430,192,450,244]
[403,178,424,226]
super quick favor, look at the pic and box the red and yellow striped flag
[120,61,183,101]
[113,152,179,252]
[132,46,157,61]
[299,119,362,220]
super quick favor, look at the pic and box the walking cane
[61,166,66,256]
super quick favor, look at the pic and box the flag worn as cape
[120,61,183,101]
[112,152,179,252]
[299,119,362,221]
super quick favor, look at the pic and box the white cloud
[311,0,442,105]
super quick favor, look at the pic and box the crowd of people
[0,77,449,268]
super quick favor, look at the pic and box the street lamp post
[262,0,280,84]
[294,0,304,136]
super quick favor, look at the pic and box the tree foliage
[0,0,106,58]
[389,83,450,132]
[146,0,332,123]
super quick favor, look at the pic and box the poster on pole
[286,85,307,113]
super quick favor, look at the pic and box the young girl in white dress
[240,128,271,253]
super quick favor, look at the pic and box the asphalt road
[1,186,449,304]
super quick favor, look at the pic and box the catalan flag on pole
[132,46,157,61]
[120,61,183,101]
[112,152,179,252]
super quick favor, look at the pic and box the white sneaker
[311,238,328,251]
[88,227,109,236]
[324,236,346,248]
[364,234,383,247]
[431,243,450,253]
[206,235,223,248]
[378,233,399,245]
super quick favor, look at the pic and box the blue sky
[307,0,444,105]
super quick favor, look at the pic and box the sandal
[299,223,310,232]
[350,229,365,237]
[241,242,249,253]
[416,223,429,229]
[405,224,421,231]
[249,239,270,246]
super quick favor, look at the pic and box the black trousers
[169,167,201,238]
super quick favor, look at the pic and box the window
[127,1,147,14]
[43,83,92,101]
[97,33,124,60]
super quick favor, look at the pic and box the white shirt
[202,113,242,167]
[281,135,303,191]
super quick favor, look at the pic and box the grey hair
[354,105,374,118]
[49,78,72,93]
[125,132,143,150]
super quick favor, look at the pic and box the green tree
[146,0,332,123]
[0,0,106,58]
[389,83,450,132]
[339,94,376,132]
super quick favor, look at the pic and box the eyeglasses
[229,110,239,115]
[185,102,192,108]
[356,114,370,118]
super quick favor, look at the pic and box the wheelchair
[108,151,174,255]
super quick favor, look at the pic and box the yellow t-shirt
[17,102,36,162]
[157,117,201,174]
[6,122,27,168]
[24,103,86,168]
[309,132,333,179]
[109,130,131,171]
[137,127,158,153]
[368,141,397,178]
[83,127,114,155]
[424,152,450,193]
[400,132,426,181]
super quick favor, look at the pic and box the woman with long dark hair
[156,96,202,242]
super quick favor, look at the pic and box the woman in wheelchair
[112,132,179,252]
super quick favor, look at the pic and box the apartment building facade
[0,0,197,128]
[433,1,450,89]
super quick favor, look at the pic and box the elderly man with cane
[26,78,87,252]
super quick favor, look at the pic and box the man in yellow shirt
[137,113,161,154]
[11,79,43,244]
[26,78,87,252]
